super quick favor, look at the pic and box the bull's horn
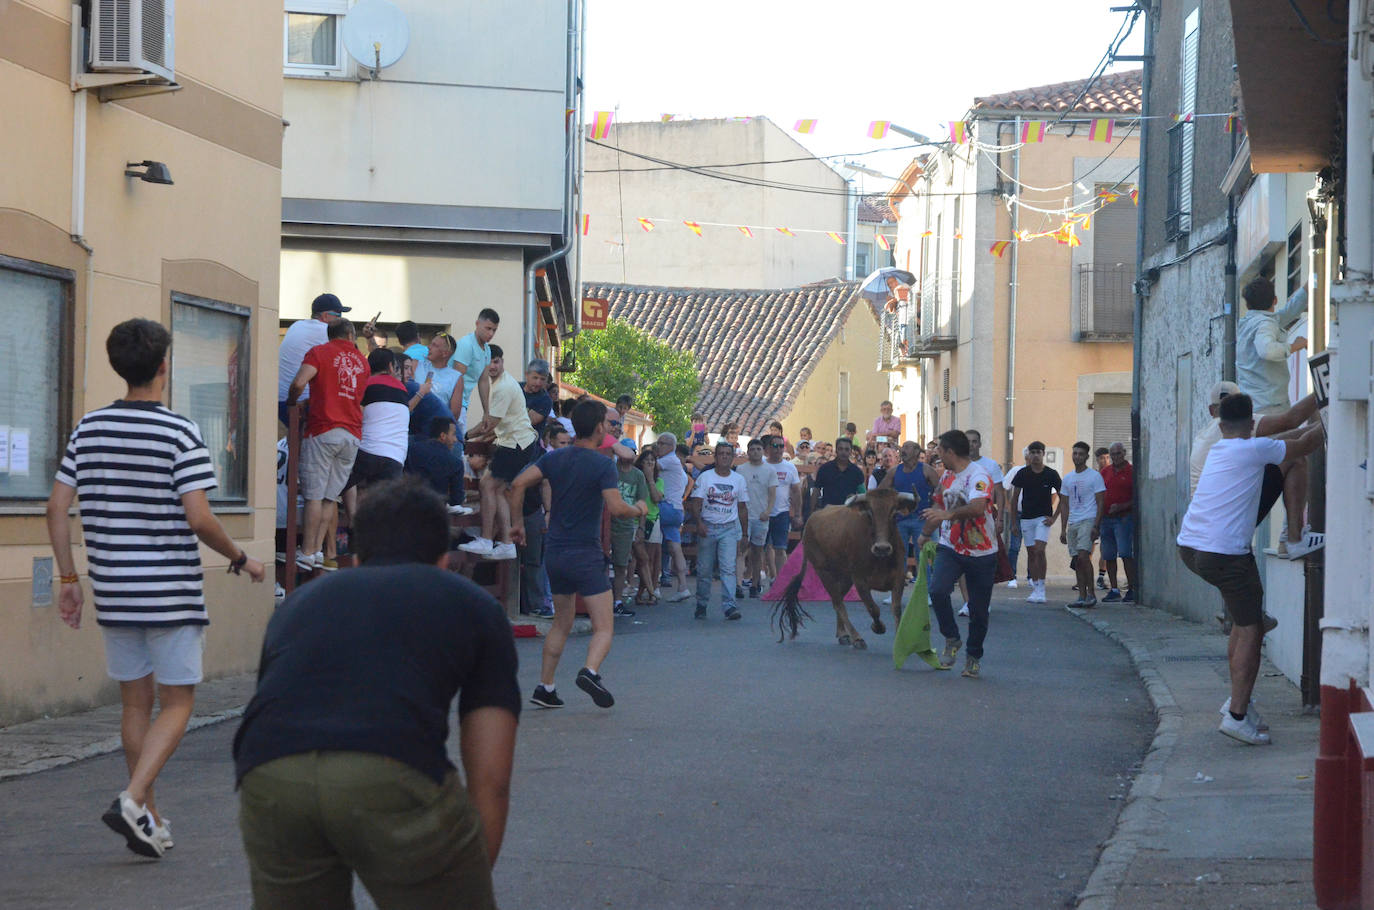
[896,492,916,502]
[844,494,868,506]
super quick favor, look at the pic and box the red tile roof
[859,194,896,223]
[972,68,1143,115]
[583,281,863,434]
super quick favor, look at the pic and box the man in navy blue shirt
[404,417,465,506]
[508,399,646,710]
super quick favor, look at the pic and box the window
[170,294,251,503]
[838,371,850,426]
[1286,223,1304,295]
[0,256,72,500]
[942,367,950,402]
[950,197,963,314]
[855,242,871,278]
[1092,393,1132,452]
[1169,8,1200,240]
[1080,186,1137,337]
[284,2,348,75]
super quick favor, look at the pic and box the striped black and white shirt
[56,401,218,627]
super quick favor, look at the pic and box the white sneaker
[447,503,475,516]
[153,817,174,851]
[273,583,285,599]
[1006,578,1018,588]
[1219,711,1271,745]
[487,542,517,560]
[1221,697,1269,732]
[957,603,970,617]
[668,588,693,602]
[1026,586,1046,604]
[1282,531,1325,560]
[294,549,315,571]
[458,537,494,554]
[101,790,164,858]
[312,551,325,569]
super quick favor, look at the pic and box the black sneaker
[1122,589,1136,603]
[724,607,742,621]
[735,586,745,599]
[1096,573,1108,590]
[613,602,636,617]
[694,606,707,620]
[529,685,564,709]
[102,791,164,858]
[575,668,614,708]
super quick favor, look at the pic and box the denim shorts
[1100,513,1135,560]
[767,512,791,548]
[658,502,684,543]
[103,624,205,685]
[546,545,611,597]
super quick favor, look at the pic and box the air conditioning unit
[89,0,175,83]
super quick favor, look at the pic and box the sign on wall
[582,298,608,331]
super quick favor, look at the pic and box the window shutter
[1092,393,1133,452]
[1179,8,1199,234]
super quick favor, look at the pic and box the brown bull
[772,487,918,649]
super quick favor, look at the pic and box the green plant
[575,319,700,435]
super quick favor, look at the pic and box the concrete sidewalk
[1055,582,1319,909]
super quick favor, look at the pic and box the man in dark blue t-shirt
[509,399,646,710]
[520,358,555,436]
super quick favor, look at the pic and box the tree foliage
[573,319,700,435]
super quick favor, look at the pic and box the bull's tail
[771,569,814,643]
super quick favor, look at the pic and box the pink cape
[761,541,860,602]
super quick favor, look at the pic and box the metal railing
[1077,263,1135,340]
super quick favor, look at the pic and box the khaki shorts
[610,522,638,567]
[1178,545,1264,627]
[1066,519,1096,555]
[301,427,360,501]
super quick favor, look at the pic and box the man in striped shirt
[46,318,265,860]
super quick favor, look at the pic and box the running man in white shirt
[1177,392,1324,745]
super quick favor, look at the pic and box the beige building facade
[581,118,848,288]
[0,0,284,723]
[280,0,582,366]
[883,73,1140,576]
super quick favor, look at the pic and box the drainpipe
[524,0,582,369]
[845,178,858,280]
[1004,116,1020,469]
[1129,1,1154,597]
[1223,120,1237,381]
[1313,3,1374,905]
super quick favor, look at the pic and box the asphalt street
[0,587,1152,909]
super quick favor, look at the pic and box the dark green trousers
[238,751,494,910]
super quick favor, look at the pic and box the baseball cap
[619,439,636,454]
[1208,381,1241,406]
[311,293,350,315]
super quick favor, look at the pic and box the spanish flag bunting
[950,121,969,144]
[660,114,675,122]
[581,214,590,236]
[920,230,933,238]
[794,119,817,134]
[868,120,890,139]
[589,111,614,140]
[1224,114,1241,133]
[1014,229,1030,241]
[637,218,654,232]
[737,226,754,238]
[776,227,795,237]
[989,241,1010,258]
[684,221,703,237]
[826,231,846,245]
[1020,121,1046,144]
[1055,224,1081,247]
[565,108,575,131]
[1172,112,1194,123]
[1087,119,1115,143]
[1097,190,1121,202]
[1129,187,1139,205]
[953,231,963,240]
[876,234,891,251]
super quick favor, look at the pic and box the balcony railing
[917,277,957,351]
[1077,263,1135,340]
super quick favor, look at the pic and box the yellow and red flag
[826,231,846,245]
[660,114,675,122]
[1097,190,1121,203]
[1224,114,1241,133]
[589,111,614,140]
[1055,223,1081,247]
[737,226,754,238]
[876,234,891,251]
[794,119,817,134]
[1020,121,1047,144]
[566,108,575,131]
[776,227,795,237]
[1172,112,1194,123]
[581,214,590,236]
[920,230,933,238]
[949,121,969,144]
[868,121,890,139]
[684,221,703,237]
[989,241,1010,258]
[637,218,654,232]
[1129,187,1139,205]
[1087,119,1115,143]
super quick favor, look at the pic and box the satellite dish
[342,0,409,75]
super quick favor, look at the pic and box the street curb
[1066,606,1184,910]
[0,707,246,782]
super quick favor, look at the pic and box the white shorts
[647,518,663,544]
[103,624,205,686]
[1020,518,1052,546]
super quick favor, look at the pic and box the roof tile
[972,68,1142,115]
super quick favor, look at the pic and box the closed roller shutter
[1092,393,1132,452]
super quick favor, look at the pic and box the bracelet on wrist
[59,573,79,585]
[228,551,248,575]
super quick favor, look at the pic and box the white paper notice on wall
[9,428,29,476]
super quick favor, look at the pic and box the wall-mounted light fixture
[124,160,174,185]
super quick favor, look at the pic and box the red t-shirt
[303,339,369,439]
[1101,461,1134,512]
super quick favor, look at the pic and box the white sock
[539,683,555,692]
